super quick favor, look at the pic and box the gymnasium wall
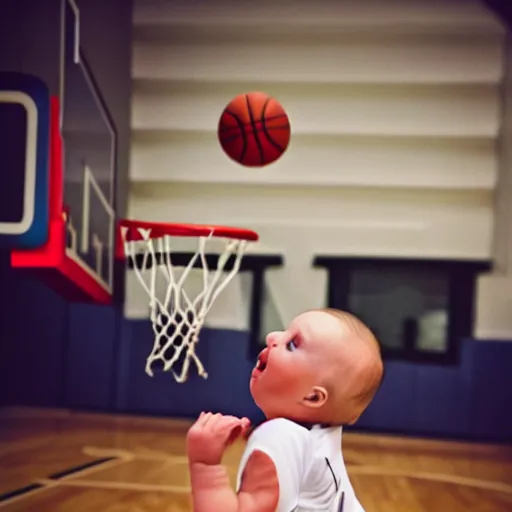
[0,0,511,442]
[477,26,512,339]
[128,0,504,329]
[121,0,512,440]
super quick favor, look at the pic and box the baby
[186,308,384,512]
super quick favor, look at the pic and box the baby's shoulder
[249,418,311,444]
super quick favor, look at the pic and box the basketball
[217,91,291,167]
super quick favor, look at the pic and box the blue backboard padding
[0,72,50,248]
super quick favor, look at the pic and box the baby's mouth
[256,359,267,372]
[255,349,269,372]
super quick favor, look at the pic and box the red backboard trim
[10,96,112,305]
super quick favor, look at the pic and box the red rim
[119,219,259,242]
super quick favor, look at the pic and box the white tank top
[236,418,365,512]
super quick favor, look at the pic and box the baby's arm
[189,417,307,512]
[236,418,309,512]
[238,449,279,511]
[189,452,278,512]
[189,462,238,512]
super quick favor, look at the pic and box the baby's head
[250,308,384,425]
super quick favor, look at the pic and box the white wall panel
[132,83,500,138]
[134,0,501,32]
[132,132,497,190]
[133,37,503,85]
[130,183,490,230]
[128,0,504,331]
[476,35,512,340]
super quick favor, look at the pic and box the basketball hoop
[117,220,258,383]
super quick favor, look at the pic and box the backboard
[0,72,50,248]
[59,0,116,299]
[10,0,117,304]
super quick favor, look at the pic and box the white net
[122,226,249,383]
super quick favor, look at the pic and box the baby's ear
[302,386,328,409]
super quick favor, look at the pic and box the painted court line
[348,465,512,494]
[48,457,116,479]
[82,446,134,461]
[36,468,512,497]
[0,484,45,505]
[37,478,191,494]
[83,445,188,463]
[0,456,123,508]
[83,447,512,495]
[54,456,127,482]
[0,484,49,509]
[4,452,506,507]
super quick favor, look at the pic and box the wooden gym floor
[1,407,511,511]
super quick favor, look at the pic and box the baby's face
[250,310,343,420]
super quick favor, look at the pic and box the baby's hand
[186,412,251,465]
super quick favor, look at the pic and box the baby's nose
[265,331,281,347]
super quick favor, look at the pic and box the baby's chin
[249,385,286,418]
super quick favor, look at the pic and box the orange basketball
[217,91,291,167]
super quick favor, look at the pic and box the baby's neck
[263,415,343,430]
[292,419,340,430]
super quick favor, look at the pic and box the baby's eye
[286,340,297,352]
